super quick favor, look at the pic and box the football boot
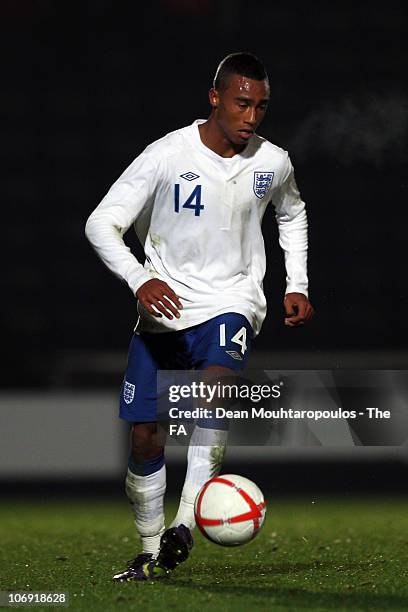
[155,524,193,571]
[112,552,168,582]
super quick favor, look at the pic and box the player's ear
[209,88,219,109]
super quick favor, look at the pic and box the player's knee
[200,365,237,428]
[203,365,234,376]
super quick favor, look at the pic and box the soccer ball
[194,474,266,546]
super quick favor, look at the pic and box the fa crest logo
[123,380,135,404]
[253,171,274,199]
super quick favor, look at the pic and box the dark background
[0,0,407,499]
[2,0,407,387]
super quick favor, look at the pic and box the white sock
[125,464,166,556]
[171,425,227,530]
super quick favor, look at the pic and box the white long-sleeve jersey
[85,120,308,336]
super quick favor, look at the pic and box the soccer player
[85,52,314,581]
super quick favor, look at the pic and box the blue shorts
[119,312,253,422]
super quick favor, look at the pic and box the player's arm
[85,153,182,320]
[272,155,314,327]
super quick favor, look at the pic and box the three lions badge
[253,171,274,199]
[123,380,135,404]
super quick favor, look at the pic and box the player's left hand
[284,293,314,327]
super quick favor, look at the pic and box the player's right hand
[136,279,183,320]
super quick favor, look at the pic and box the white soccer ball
[194,474,266,546]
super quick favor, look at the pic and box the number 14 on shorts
[219,323,248,355]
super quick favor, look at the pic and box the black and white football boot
[154,524,193,573]
[113,525,193,582]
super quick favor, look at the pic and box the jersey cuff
[127,269,154,296]
[285,284,308,298]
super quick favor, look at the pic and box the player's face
[213,75,270,145]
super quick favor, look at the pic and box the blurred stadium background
[1,0,407,500]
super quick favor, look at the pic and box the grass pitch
[0,497,407,611]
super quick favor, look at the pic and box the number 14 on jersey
[174,184,204,217]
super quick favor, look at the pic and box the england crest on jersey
[123,380,135,404]
[253,171,274,199]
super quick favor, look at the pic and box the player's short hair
[213,52,268,91]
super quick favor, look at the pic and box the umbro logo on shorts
[226,350,243,361]
[123,381,135,404]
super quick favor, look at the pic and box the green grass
[0,498,408,611]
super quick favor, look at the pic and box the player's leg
[169,364,231,530]
[171,313,253,530]
[156,313,253,573]
[153,363,230,574]
[126,422,166,552]
[113,333,168,582]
